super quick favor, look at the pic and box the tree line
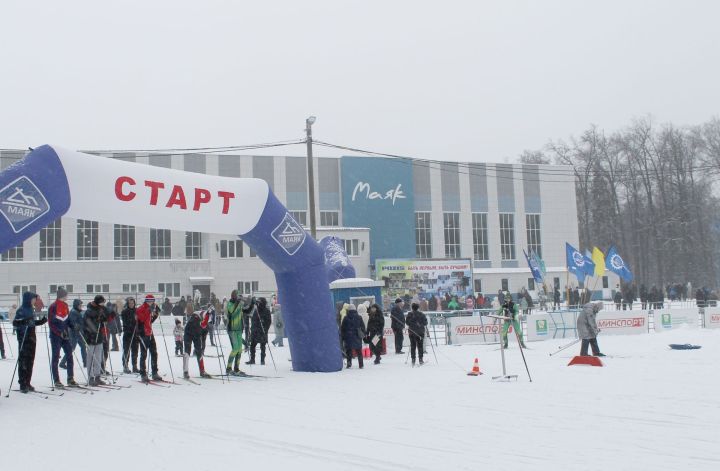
[520,117,720,290]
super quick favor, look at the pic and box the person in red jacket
[136,294,161,382]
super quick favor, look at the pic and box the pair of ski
[11,388,65,399]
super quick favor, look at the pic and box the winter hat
[395,298,403,304]
[57,287,68,299]
[94,295,106,304]
[175,318,181,324]
[357,304,367,315]
[348,304,357,311]
[363,300,370,308]
[145,294,156,303]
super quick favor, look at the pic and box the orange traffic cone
[467,358,482,376]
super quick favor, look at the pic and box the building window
[320,211,339,227]
[122,283,146,293]
[40,219,62,261]
[602,276,609,289]
[150,229,171,260]
[415,212,432,259]
[499,213,516,260]
[220,239,243,258]
[86,284,110,293]
[13,285,37,294]
[158,283,181,297]
[77,219,99,260]
[474,279,482,293]
[49,284,73,294]
[443,212,461,259]
[472,213,489,261]
[526,214,542,258]
[527,278,535,291]
[185,232,202,259]
[249,244,257,258]
[237,281,259,295]
[289,211,307,227]
[114,224,136,260]
[343,239,360,256]
[1,243,23,261]
[501,278,509,292]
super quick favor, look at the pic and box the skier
[225,290,245,375]
[498,293,526,349]
[120,297,139,374]
[60,299,86,370]
[341,304,365,369]
[136,294,162,382]
[390,298,405,354]
[405,303,427,366]
[48,287,78,387]
[12,291,47,393]
[577,302,605,357]
[173,318,184,356]
[84,295,108,386]
[366,303,385,365]
[247,297,272,365]
[183,308,211,379]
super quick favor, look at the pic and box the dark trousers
[17,331,36,387]
[249,340,266,362]
[61,334,86,368]
[580,338,600,356]
[184,336,202,360]
[139,335,158,374]
[110,333,119,350]
[0,326,5,357]
[369,337,383,361]
[122,332,139,368]
[392,328,404,353]
[409,334,424,361]
[50,334,74,382]
[345,347,364,367]
[175,340,183,355]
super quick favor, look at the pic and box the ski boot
[140,373,149,384]
[245,359,255,365]
[132,366,140,374]
[95,376,108,386]
[183,371,190,380]
[20,384,30,393]
[225,366,233,376]
[123,366,132,374]
[200,370,212,378]
[67,378,79,387]
[152,372,163,381]
[419,358,425,365]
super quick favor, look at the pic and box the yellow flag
[592,247,605,277]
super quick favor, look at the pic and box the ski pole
[425,326,439,365]
[549,338,581,357]
[2,321,14,358]
[514,327,532,382]
[4,325,29,398]
[73,348,88,384]
[43,323,55,390]
[103,322,116,383]
[155,310,175,383]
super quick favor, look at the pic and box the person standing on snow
[48,287,78,388]
[405,303,427,366]
[136,294,162,382]
[12,292,47,393]
[366,303,385,365]
[390,298,405,354]
[498,293,526,349]
[61,299,86,370]
[247,297,272,365]
[341,304,365,369]
[173,318,184,356]
[121,298,139,373]
[183,308,211,379]
[84,295,109,386]
[225,290,245,375]
[577,302,605,357]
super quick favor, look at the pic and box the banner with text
[595,310,648,335]
[654,308,699,330]
[375,258,473,302]
[703,307,720,329]
[447,315,514,345]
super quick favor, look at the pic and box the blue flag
[530,249,546,278]
[605,246,633,282]
[566,242,587,284]
[524,249,544,284]
[583,249,596,278]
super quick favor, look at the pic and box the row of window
[1,220,203,261]
[473,275,610,294]
[13,281,261,298]
[288,211,339,227]
[416,212,542,261]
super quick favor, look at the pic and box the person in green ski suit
[225,290,246,375]
[498,293,527,348]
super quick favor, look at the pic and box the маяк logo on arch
[0,176,50,233]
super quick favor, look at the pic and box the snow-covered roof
[330,277,384,289]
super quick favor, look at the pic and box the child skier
[173,319,183,356]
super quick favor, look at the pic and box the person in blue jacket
[60,299,86,369]
[341,304,366,369]
[12,291,47,393]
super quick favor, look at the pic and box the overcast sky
[1,0,718,162]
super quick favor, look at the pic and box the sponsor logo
[710,314,720,324]
[661,313,672,328]
[114,176,236,214]
[271,213,306,256]
[0,176,50,233]
[351,181,406,206]
[597,317,645,329]
[609,254,625,270]
[572,250,585,267]
[455,324,512,335]
[535,319,548,335]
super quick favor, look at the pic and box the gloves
[35,317,48,326]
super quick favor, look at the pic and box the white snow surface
[1,324,718,471]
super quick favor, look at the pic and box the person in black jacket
[405,303,428,366]
[247,297,272,365]
[84,295,108,386]
[390,298,405,354]
[341,304,366,369]
[183,309,211,378]
[12,291,47,393]
[366,304,385,365]
[120,298,139,374]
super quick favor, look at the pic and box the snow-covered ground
[1,323,718,471]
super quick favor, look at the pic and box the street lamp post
[306,116,317,239]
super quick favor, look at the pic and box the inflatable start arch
[0,145,343,372]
